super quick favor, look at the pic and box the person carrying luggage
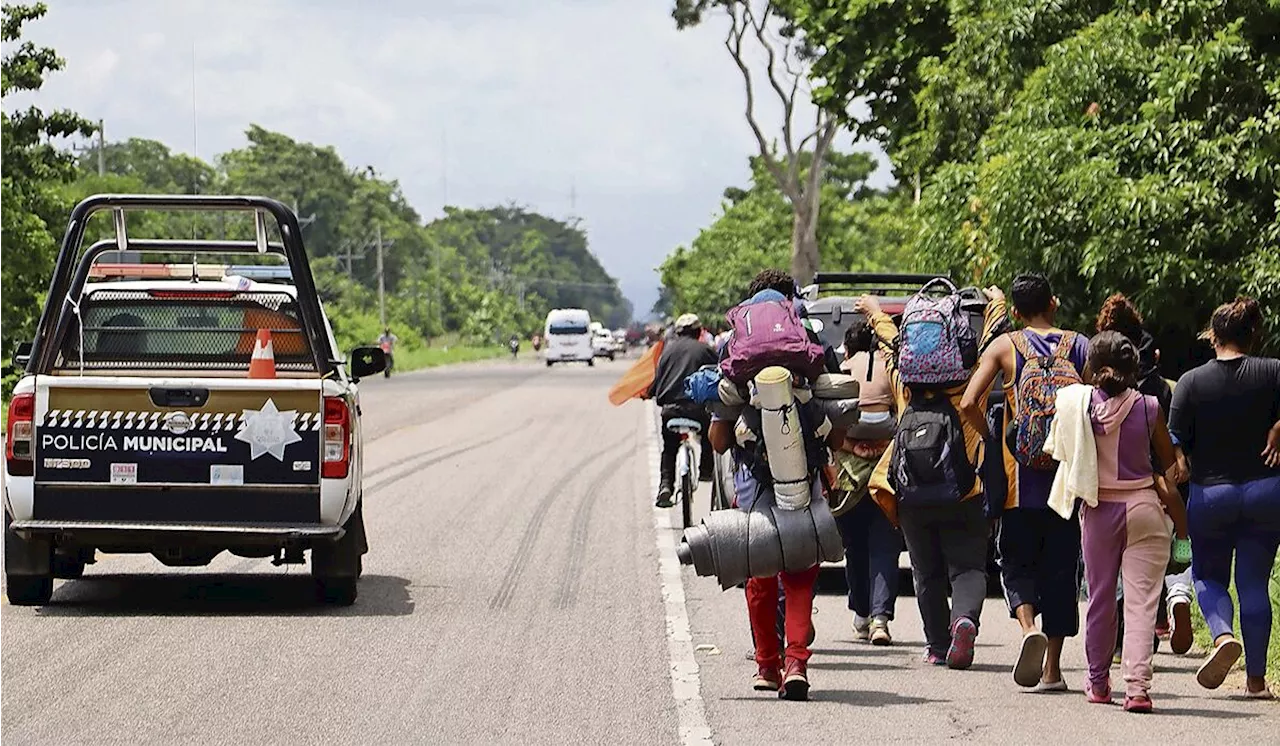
[708,268,837,701]
[834,319,902,645]
[961,272,1090,691]
[862,282,1009,671]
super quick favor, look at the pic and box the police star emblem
[234,398,302,461]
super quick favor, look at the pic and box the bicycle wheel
[681,469,695,529]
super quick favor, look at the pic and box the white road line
[646,403,713,746]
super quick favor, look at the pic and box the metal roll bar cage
[26,195,338,376]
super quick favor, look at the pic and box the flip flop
[1197,638,1243,690]
[1014,631,1049,688]
[1031,679,1068,693]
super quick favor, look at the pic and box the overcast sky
[11,0,889,317]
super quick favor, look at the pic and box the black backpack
[889,393,976,505]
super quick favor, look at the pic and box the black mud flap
[4,513,53,576]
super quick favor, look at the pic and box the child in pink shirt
[1080,332,1188,713]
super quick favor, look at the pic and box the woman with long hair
[1168,297,1280,699]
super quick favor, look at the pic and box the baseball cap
[674,313,701,331]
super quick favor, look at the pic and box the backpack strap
[1053,331,1079,362]
[1007,329,1035,363]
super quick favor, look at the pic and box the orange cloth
[609,340,664,406]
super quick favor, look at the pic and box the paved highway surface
[2,359,1275,744]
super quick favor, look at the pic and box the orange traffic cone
[248,329,277,379]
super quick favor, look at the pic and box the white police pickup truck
[3,195,385,606]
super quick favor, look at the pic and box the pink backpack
[720,298,826,384]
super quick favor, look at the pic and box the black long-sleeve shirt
[651,335,717,407]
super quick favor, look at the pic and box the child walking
[1078,332,1188,713]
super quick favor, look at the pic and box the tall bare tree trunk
[790,205,819,285]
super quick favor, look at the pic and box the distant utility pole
[376,223,386,327]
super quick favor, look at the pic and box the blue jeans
[835,497,902,620]
[1189,474,1280,678]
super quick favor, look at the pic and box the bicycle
[665,418,703,529]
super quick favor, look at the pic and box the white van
[544,308,594,367]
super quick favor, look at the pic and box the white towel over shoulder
[1044,384,1097,519]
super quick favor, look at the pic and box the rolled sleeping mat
[773,501,820,573]
[814,398,861,431]
[676,499,846,586]
[812,373,859,400]
[752,367,810,510]
[809,495,846,563]
[745,503,783,578]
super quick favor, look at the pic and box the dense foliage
[785,0,1280,366]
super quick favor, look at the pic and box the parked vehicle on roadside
[3,195,384,607]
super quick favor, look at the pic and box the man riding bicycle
[649,313,717,508]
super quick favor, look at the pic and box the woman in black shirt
[1168,298,1280,699]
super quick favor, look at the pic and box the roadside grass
[391,344,504,373]
[1190,556,1280,683]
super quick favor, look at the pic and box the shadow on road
[28,573,415,617]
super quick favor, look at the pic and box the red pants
[746,565,820,668]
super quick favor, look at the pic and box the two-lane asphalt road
[3,359,1275,744]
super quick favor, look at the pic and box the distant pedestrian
[962,273,1090,691]
[1168,297,1280,699]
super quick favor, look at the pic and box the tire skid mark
[363,445,449,482]
[365,419,534,495]
[361,367,548,442]
[488,441,628,611]
[554,446,636,610]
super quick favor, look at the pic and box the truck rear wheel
[5,513,54,605]
[52,552,86,579]
[5,576,54,606]
[312,502,364,606]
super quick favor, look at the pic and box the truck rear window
[58,289,315,372]
[549,323,588,335]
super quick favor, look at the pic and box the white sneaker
[852,614,871,642]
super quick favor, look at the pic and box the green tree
[660,150,913,319]
[788,0,1280,366]
[1,2,99,367]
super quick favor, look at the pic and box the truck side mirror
[349,346,386,380]
[12,341,33,370]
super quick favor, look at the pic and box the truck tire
[5,576,54,606]
[312,502,364,606]
[588,358,595,367]
[546,360,554,368]
[52,552,86,579]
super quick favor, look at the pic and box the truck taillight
[322,397,350,479]
[6,394,35,476]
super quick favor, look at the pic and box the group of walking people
[654,268,1278,708]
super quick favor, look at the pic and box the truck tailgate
[32,377,323,523]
